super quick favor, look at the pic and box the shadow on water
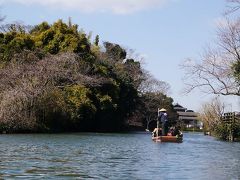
[0,132,239,179]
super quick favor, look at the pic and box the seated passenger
[167,127,175,136]
[173,126,183,137]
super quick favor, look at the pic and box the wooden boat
[152,108,183,143]
[152,135,183,143]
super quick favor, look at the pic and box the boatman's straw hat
[159,108,167,112]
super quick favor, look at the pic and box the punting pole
[157,108,159,137]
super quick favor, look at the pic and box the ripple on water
[0,132,239,179]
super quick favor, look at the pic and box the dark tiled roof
[174,103,183,108]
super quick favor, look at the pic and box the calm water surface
[0,132,240,179]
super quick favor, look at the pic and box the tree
[0,20,93,62]
[130,69,175,131]
[139,92,175,131]
[139,69,171,95]
[92,42,145,130]
[182,0,240,97]
[104,42,127,61]
[181,18,240,96]
[225,0,240,14]
[199,97,225,133]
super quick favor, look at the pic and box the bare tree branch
[225,0,240,15]
[181,18,240,96]
[138,69,171,95]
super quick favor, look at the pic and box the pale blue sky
[1,0,238,111]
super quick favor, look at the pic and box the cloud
[1,0,168,14]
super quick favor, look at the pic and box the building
[174,103,203,130]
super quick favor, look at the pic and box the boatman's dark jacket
[158,112,168,123]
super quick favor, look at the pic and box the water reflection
[0,132,239,179]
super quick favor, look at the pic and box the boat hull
[152,136,183,143]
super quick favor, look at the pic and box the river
[0,132,239,179]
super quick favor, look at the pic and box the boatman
[158,108,168,136]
